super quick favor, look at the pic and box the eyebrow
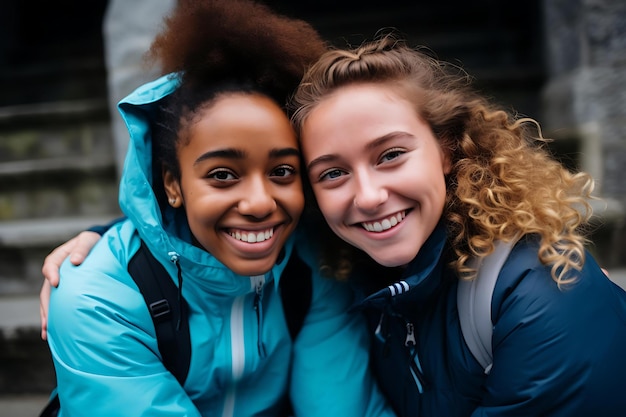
[194,147,300,166]
[269,147,301,159]
[194,148,244,166]
[307,153,338,172]
[366,131,413,150]
[307,131,412,171]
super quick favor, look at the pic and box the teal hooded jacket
[47,74,396,417]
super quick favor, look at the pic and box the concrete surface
[608,268,626,291]
[0,395,50,417]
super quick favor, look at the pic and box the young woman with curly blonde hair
[290,32,626,417]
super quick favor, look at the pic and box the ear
[163,169,183,208]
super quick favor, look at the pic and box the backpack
[39,240,312,416]
[457,239,517,375]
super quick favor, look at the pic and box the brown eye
[208,169,237,181]
[271,165,296,178]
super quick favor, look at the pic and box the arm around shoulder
[47,246,200,417]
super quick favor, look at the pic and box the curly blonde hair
[290,32,594,286]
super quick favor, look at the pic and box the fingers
[69,231,102,265]
[41,235,79,340]
[39,231,101,341]
[41,231,101,287]
[41,235,79,288]
[40,279,51,341]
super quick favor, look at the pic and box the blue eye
[379,148,406,164]
[319,169,345,181]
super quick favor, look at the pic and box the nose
[353,169,388,212]
[238,177,277,218]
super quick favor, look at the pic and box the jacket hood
[116,73,295,294]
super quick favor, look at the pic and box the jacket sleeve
[47,252,201,417]
[472,247,626,416]
[289,239,397,417]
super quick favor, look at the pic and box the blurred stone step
[0,296,40,340]
[0,100,111,166]
[0,173,119,222]
[0,296,56,395]
[0,216,117,247]
[0,394,52,417]
[0,101,118,223]
[0,99,108,127]
[0,216,120,295]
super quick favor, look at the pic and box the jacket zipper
[252,275,266,358]
[223,275,267,417]
[405,321,427,394]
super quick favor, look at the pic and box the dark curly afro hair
[148,0,328,101]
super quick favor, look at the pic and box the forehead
[202,93,289,128]
[188,93,297,149]
[302,84,418,139]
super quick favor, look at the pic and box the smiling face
[164,93,304,276]
[301,83,451,267]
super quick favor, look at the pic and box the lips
[228,227,274,243]
[361,211,406,232]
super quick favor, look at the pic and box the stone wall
[542,0,626,266]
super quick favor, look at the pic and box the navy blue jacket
[356,224,626,416]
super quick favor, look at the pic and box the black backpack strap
[128,240,191,385]
[279,250,313,340]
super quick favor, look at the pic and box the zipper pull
[252,275,265,297]
[252,275,265,309]
[405,322,416,347]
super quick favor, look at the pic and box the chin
[371,255,412,268]
[228,260,274,277]
[359,247,412,268]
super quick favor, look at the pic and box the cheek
[429,174,448,220]
[311,186,342,223]
[422,171,447,209]
[180,181,220,223]
[289,189,306,220]
[283,177,305,212]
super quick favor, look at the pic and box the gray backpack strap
[457,239,517,374]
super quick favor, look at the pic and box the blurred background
[0,0,624,413]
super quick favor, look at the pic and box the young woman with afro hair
[41,1,396,416]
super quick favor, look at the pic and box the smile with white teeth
[228,228,274,243]
[361,211,406,232]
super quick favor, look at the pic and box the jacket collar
[355,223,449,313]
